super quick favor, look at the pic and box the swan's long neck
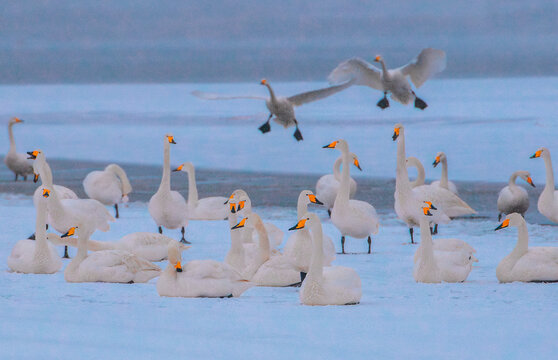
[186,167,199,207]
[334,147,351,208]
[508,172,519,189]
[296,196,311,240]
[440,158,449,189]
[226,211,245,268]
[159,141,171,194]
[54,235,114,251]
[7,123,16,153]
[543,152,555,194]
[33,199,49,259]
[332,157,342,182]
[36,156,55,187]
[379,59,390,80]
[418,217,436,266]
[396,131,412,194]
[264,83,278,105]
[408,158,425,188]
[106,164,132,195]
[307,215,324,281]
[252,214,270,265]
[511,221,529,258]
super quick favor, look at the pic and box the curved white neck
[36,156,54,187]
[395,131,413,194]
[542,152,555,194]
[508,172,520,189]
[379,59,390,79]
[106,164,132,194]
[185,167,199,207]
[264,83,278,104]
[296,196,312,240]
[7,123,16,153]
[440,158,449,188]
[158,141,171,194]
[33,198,49,258]
[307,216,324,280]
[335,147,351,208]
[511,221,529,258]
[408,159,425,188]
[418,217,436,266]
[252,214,270,265]
[332,157,343,182]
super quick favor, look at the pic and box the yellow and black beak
[231,218,247,230]
[392,127,400,141]
[27,150,39,160]
[61,226,77,238]
[495,218,510,231]
[33,173,40,183]
[42,188,50,198]
[374,55,381,62]
[422,207,433,216]
[526,176,535,188]
[307,194,324,205]
[175,261,183,272]
[15,118,24,123]
[167,135,176,144]
[229,202,236,214]
[289,218,308,231]
[423,201,437,210]
[236,200,246,212]
[353,157,362,171]
[530,150,542,159]
[224,194,234,205]
[433,156,440,167]
[322,141,338,149]
[172,164,184,172]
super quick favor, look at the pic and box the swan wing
[287,80,353,106]
[191,90,267,101]
[413,185,475,217]
[328,58,383,90]
[398,48,446,88]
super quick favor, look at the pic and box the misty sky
[0,0,556,83]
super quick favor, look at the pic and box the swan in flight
[497,170,535,221]
[157,241,252,298]
[406,156,426,188]
[323,140,379,254]
[289,213,362,305]
[83,164,132,218]
[5,117,33,181]
[172,162,228,220]
[192,78,353,141]
[61,225,161,283]
[495,213,558,282]
[148,134,189,243]
[7,188,62,274]
[328,48,446,110]
[315,153,361,216]
[530,148,558,223]
[431,152,458,194]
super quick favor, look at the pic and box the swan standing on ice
[283,190,336,283]
[497,171,535,221]
[406,156,425,188]
[172,162,228,220]
[5,117,33,181]
[530,147,558,223]
[83,164,132,218]
[47,232,185,262]
[328,48,446,110]
[315,153,361,216]
[323,139,379,254]
[157,241,252,298]
[431,152,458,194]
[495,213,558,282]
[61,225,161,283]
[289,213,362,305]
[148,134,189,243]
[192,78,353,141]
[7,188,62,274]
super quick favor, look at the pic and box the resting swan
[283,190,336,281]
[406,156,425,188]
[192,78,353,141]
[315,153,360,215]
[7,188,62,274]
[47,232,185,262]
[289,213,362,305]
[324,140,379,254]
[61,225,161,283]
[431,152,458,195]
[530,147,558,223]
[414,204,475,283]
[83,164,132,218]
[497,170,535,221]
[495,213,558,282]
[173,162,228,220]
[328,48,446,110]
[157,241,252,297]
[5,117,33,181]
[148,134,189,243]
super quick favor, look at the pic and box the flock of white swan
[4,48,558,306]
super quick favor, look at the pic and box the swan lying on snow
[157,241,252,298]
[530,147,558,223]
[192,78,353,141]
[5,117,33,181]
[431,152,458,195]
[7,188,62,274]
[289,213,361,305]
[328,48,446,110]
[315,153,360,216]
[497,170,534,221]
[495,213,558,283]
[83,164,132,218]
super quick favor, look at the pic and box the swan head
[172,162,193,173]
[260,79,268,85]
[26,149,43,160]
[235,195,252,214]
[288,212,320,231]
[9,117,23,125]
[165,134,176,144]
[167,241,188,272]
[289,217,309,231]
[392,124,403,141]
[33,172,40,183]
[350,153,362,171]
[322,139,348,152]
[495,213,524,231]
[374,55,382,62]
[231,217,248,230]
[530,147,548,159]
[432,152,446,167]
[299,190,324,206]
[516,170,535,188]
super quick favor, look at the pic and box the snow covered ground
[1,194,557,359]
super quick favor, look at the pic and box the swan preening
[495,213,558,283]
[315,153,361,215]
[289,213,362,305]
[497,170,534,221]
[148,134,189,243]
[192,78,353,141]
[323,140,379,254]
[5,117,33,181]
[83,164,132,218]
[328,48,446,110]
[530,147,558,223]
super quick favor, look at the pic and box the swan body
[83,164,132,218]
[63,225,161,283]
[328,48,446,109]
[431,152,458,194]
[192,79,353,141]
[7,189,62,274]
[497,170,534,220]
[530,147,558,223]
[290,213,361,305]
[283,190,336,273]
[173,162,228,220]
[324,140,379,253]
[315,153,360,212]
[406,156,425,188]
[157,242,252,297]
[148,134,188,242]
[495,213,558,282]
[5,118,33,181]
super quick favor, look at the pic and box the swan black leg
[367,236,372,254]
[14,174,18,181]
[409,228,414,244]
[327,209,331,217]
[377,92,390,109]
[23,175,28,181]
[258,114,272,134]
[498,213,502,221]
[412,91,428,110]
[180,226,191,244]
[433,224,438,235]
[158,226,163,234]
[293,119,303,141]
[114,204,119,219]
[63,246,70,259]
[341,236,346,254]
